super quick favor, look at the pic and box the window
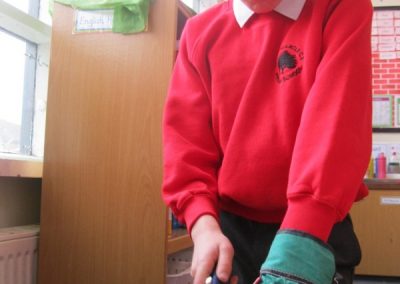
[181,0,219,13]
[0,0,51,158]
[2,0,30,13]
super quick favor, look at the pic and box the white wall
[374,133,400,143]
[372,0,400,7]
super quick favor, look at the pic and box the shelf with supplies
[167,229,193,255]
[167,208,193,254]
[373,128,400,133]
[164,0,198,258]
[364,178,400,190]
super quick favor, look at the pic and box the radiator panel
[0,226,39,284]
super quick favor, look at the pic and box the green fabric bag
[260,230,335,284]
[49,0,149,34]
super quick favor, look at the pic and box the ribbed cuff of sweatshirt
[280,196,339,241]
[183,195,219,235]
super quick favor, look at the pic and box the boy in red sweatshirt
[162,0,372,283]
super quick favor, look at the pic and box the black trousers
[220,211,361,284]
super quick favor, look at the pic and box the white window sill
[0,154,43,178]
[0,1,51,44]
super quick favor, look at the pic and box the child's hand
[190,215,235,284]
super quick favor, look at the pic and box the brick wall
[371,9,400,127]
[372,54,400,96]
[372,10,400,96]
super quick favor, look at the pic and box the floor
[354,276,400,284]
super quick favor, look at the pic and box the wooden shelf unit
[164,0,196,257]
[167,229,193,255]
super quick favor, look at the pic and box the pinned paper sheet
[373,95,393,127]
[74,9,113,33]
[378,43,396,51]
[394,96,400,127]
[379,51,396,60]
[51,0,149,34]
[376,11,394,20]
[379,36,395,44]
[378,27,395,35]
[381,197,400,205]
[376,19,394,27]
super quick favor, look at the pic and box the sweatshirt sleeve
[162,22,221,233]
[281,0,373,241]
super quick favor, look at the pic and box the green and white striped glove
[259,230,335,284]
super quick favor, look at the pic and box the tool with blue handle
[206,266,232,284]
[211,270,229,284]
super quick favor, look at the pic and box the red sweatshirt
[162,0,372,241]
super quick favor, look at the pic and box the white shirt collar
[233,0,306,28]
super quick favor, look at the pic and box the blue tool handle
[211,270,229,284]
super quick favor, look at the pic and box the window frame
[0,0,51,176]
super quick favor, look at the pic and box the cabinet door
[38,2,177,284]
[351,190,400,277]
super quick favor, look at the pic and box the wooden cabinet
[351,188,400,277]
[38,2,177,283]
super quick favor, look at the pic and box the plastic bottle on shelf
[388,148,400,174]
[366,156,374,179]
[376,152,387,179]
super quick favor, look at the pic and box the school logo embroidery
[275,44,304,83]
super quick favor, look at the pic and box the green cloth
[50,0,149,33]
[260,230,335,284]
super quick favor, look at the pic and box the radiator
[0,225,40,284]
